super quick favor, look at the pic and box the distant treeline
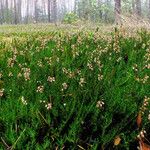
[0,0,149,24]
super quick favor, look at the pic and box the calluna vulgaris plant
[0,26,149,150]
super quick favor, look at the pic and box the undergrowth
[0,27,150,150]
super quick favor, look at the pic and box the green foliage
[0,8,14,24]
[63,12,78,24]
[0,26,150,149]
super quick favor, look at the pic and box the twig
[1,137,10,149]
[37,110,49,125]
[77,145,85,150]
[10,128,26,150]
[144,137,150,145]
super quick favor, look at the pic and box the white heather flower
[140,96,150,115]
[72,51,79,58]
[142,43,146,49]
[142,75,149,83]
[132,66,138,72]
[79,78,86,87]
[148,114,150,121]
[21,96,27,105]
[135,77,140,82]
[23,68,31,81]
[7,58,15,67]
[45,57,52,65]
[47,76,55,83]
[68,71,75,78]
[0,89,4,97]
[87,63,93,70]
[56,57,60,62]
[96,100,104,109]
[40,100,46,103]
[36,85,44,93]
[98,74,103,81]
[144,64,150,69]
[17,73,22,78]
[0,73,2,79]
[62,83,68,91]
[117,57,122,62]
[8,72,13,77]
[76,69,81,75]
[21,96,25,101]
[139,130,146,138]
[19,51,24,56]
[37,60,43,67]
[62,68,68,74]
[45,103,52,110]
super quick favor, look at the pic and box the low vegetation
[0,25,150,149]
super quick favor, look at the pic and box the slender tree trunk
[98,0,103,20]
[26,0,30,23]
[136,0,141,17]
[14,0,18,24]
[42,0,46,16]
[5,0,9,23]
[104,0,111,22]
[34,0,38,23]
[114,0,121,24]
[18,0,22,23]
[0,0,4,24]
[52,0,57,23]
[48,0,51,22]
[132,0,136,14]
[148,0,150,20]
[74,0,78,14]
[10,0,13,24]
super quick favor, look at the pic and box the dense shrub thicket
[0,28,149,150]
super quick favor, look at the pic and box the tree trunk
[52,0,57,23]
[114,0,121,24]
[18,0,22,23]
[48,0,51,22]
[5,0,9,23]
[26,0,30,23]
[132,0,136,14]
[0,0,4,24]
[14,0,18,24]
[42,0,46,16]
[104,0,111,22]
[148,0,150,20]
[34,0,38,23]
[10,0,13,24]
[136,0,141,17]
[74,0,78,14]
[98,0,103,20]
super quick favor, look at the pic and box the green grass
[0,25,150,150]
